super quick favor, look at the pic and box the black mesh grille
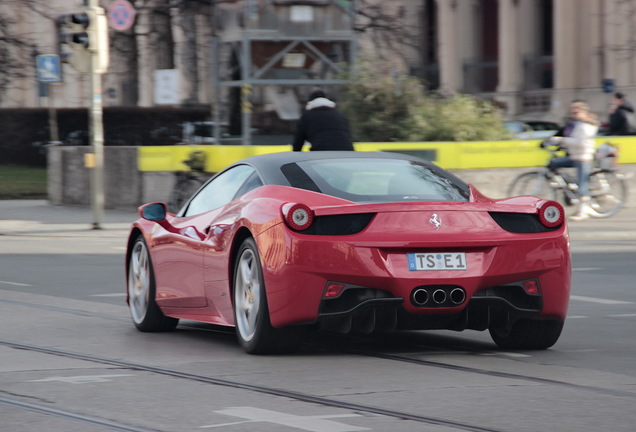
[297,213,375,235]
[489,212,558,233]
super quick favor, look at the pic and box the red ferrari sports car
[126,151,570,354]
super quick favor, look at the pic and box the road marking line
[609,313,636,318]
[0,280,32,287]
[203,407,368,431]
[480,352,530,358]
[29,374,134,384]
[570,295,633,305]
[572,267,601,272]
[91,293,126,297]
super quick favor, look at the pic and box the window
[183,165,259,216]
[286,158,470,203]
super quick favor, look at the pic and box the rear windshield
[282,158,470,203]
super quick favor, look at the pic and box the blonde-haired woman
[546,101,599,221]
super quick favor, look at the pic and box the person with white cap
[292,90,354,151]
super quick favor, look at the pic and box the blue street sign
[36,54,62,82]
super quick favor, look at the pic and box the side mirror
[139,203,167,221]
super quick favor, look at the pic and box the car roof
[230,151,439,186]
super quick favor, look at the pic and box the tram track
[3,296,636,402]
[0,395,165,432]
[0,339,508,432]
[342,349,636,399]
[2,298,635,431]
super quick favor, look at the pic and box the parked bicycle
[508,143,628,218]
[168,151,209,212]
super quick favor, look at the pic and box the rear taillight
[538,201,564,228]
[284,203,314,231]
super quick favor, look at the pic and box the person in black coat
[292,90,354,151]
[607,92,636,135]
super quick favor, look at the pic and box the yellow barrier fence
[138,137,636,172]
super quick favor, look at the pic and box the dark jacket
[608,101,636,135]
[292,98,353,151]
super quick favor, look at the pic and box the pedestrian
[607,92,636,135]
[292,90,354,151]
[544,101,599,221]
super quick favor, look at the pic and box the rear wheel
[587,170,627,218]
[128,236,179,332]
[489,319,564,350]
[233,237,302,354]
[508,171,558,200]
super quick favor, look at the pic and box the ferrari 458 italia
[126,151,570,354]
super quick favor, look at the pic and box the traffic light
[57,7,109,74]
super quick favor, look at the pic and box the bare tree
[178,0,201,104]
[0,0,51,103]
[353,0,420,63]
[147,0,176,70]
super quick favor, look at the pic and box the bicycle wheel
[587,170,627,218]
[508,171,558,201]
[169,177,205,212]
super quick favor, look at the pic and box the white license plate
[407,252,467,271]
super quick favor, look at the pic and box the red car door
[151,211,219,309]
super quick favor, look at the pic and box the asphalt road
[1,200,635,432]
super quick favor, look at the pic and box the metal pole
[211,0,222,143]
[241,30,252,146]
[47,83,60,144]
[88,0,104,229]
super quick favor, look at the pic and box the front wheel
[233,237,301,354]
[489,319,564,350]
[508,171,558,201]
[128,236,179,332]
[587,170,627,218]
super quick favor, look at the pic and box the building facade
[405,0,636,122]
[2,0,636,125]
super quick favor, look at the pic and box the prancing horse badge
[429,213,442,230]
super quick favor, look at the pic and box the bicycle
[508,143,628,218]
[168,151,210,212]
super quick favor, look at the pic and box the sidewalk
[0,200,136,239]
[1,199,634,242]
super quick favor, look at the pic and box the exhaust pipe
[432,289,446,304]
[450,287,466,305]
[412,288,429,306]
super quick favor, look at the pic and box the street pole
[88,0,104,230]
[47,83,60,144]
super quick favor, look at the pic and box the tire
[127,236,179,332]
[489,319,564,350]
[587,170,627,218]
[169,177,204,213]
[232,237,302,354]
[508,171,558,201]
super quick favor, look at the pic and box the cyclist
[543,101,599,221]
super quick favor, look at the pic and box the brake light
[284,203,314,231]
[538,200,564,228]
